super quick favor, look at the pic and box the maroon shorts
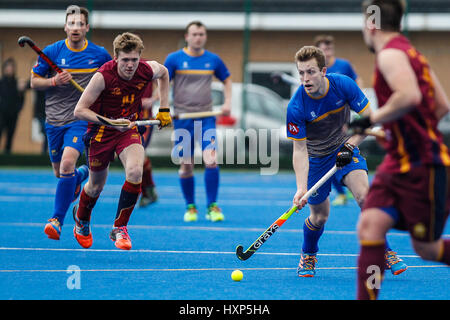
[85,128,143,172]
[363,165,450,242]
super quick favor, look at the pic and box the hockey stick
[347,127,386,140]
[96,115,160,127]
[176,110,223,120]
[236,165,338,261]
[18,35,85,93]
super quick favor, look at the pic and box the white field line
[0,246,423,258]
[0,222,429,238]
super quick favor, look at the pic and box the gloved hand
[348,116,372,135]
[336,143,355,168]
[155,107,172,129]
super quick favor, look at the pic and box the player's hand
[221,103,231,116]
[54,71,72,86]
[336,143,355,168]
[108,118,132,132]
[293,189,308,211]
[155,107,172,129]
[348,116,372,135]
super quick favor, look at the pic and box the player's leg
[44,123,86,240]
[202,118,223,222]
[412,239,450,263]
[173,119,197,221]
[409,165,450,265]
[73,167,108,248]
[52,146,81,220]
[297,199,329,277]
[140,155,158,206]
[139,125,158,207]
[356,207,395,300]
[297,154,333,277]
[343,167,407,275]
[110,141,145,250]
[43,123,65,239]
[48,122,88,227]
[179,160,197,221]
[331,175,348,206]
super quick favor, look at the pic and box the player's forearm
[223,77,232,108]
[157,68,170,108]
[74,104,99,123]
[30,75,54,90]
[292,142,309,191]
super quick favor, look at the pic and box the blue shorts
[45,120,88,163]
[172,116,217,158]
[307,146,367,205]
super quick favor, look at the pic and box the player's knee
[308,211,329,227]
[59,158,77,175]
[203,150,217,168]
[412,240,440,261]
[179,163,194,178]
[126,165,143,183]
[85,183,103,198]
[357,210,384,241]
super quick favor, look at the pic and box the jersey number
[121,94,135,117]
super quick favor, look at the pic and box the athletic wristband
[51,77,56,87]
[158,107,170,112]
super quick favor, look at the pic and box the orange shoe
[110,226,132,250]
[44,218,61,240]
[72,205,93,248]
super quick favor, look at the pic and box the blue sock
[332,176,346,195]
[302,217,325,254]
[180,176,195,206]
[205,167,219,207]
[52,172,77,225]
[75,165,89,186]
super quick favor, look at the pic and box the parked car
[146,82,291,159]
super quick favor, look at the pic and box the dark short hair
[362,0,405,32]
[185,21,206,34]
[314,34,334,47]
[65,5,89,25]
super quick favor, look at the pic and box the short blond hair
[295,46,326,70]
[113,32,144,57]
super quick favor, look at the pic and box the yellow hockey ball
[231,269,243,281]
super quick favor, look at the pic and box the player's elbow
[73,106,83,120]
[29,77,39,90]
[406,90,422,109]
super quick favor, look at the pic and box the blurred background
[1,0,450,169]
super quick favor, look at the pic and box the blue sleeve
[32,45,53,77]
[286,96,306,141]
[164,53,177,80]
[345,63,358,81]
[100,48,112,65]
[338,75,369,114]
[214,55,230,82]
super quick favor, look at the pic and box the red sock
[141,157,155,195]
[114,180,141,227]
[438,239,450,265]
[76,188,99,221]
[357,240,386,300]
